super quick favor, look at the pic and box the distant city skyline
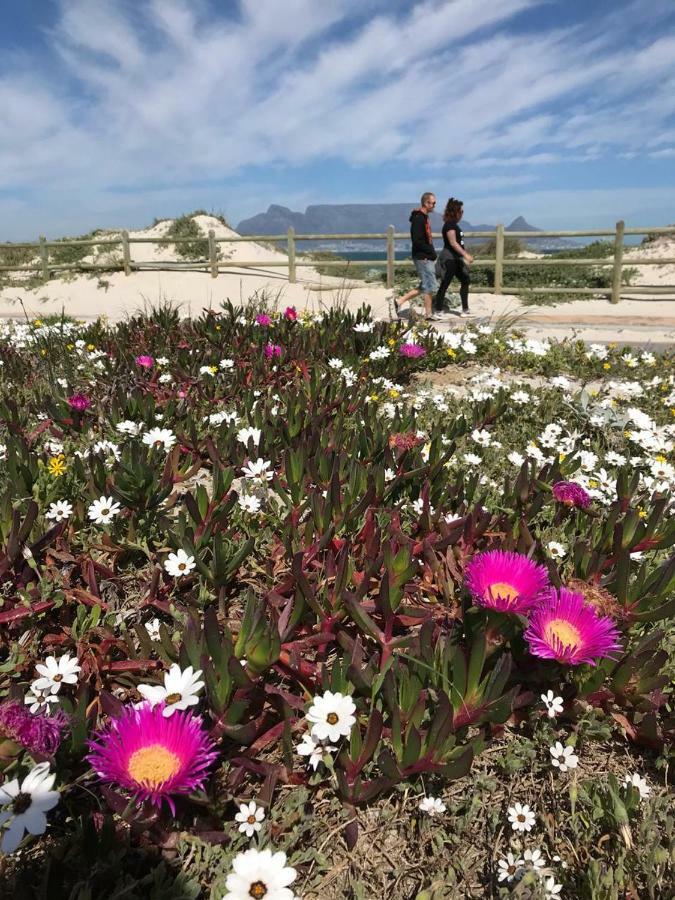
[2,0,675,240]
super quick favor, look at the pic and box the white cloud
[1,0,674,236]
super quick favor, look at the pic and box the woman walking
[435,197,473,317]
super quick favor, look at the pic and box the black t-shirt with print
[442,221,464,259]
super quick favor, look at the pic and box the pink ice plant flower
[135,355,154,368]
[67,393,91,412]
[255,314,272,326]
[0,701,67,757]
[464,549,549,614]
[264,343,282,359]
[86,703,217,814]
[524,587,622,666]
[552,480,591,509]
[399,343,426,359]
[284,306,298,321]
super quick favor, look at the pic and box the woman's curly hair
[443,197,463,222]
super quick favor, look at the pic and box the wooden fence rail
[1,221,674,303]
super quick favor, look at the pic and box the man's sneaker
[459,310,472,318]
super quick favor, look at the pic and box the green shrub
[164,214,210,260]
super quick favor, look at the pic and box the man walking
[393,192,439,321]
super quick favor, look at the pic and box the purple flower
[0,701,67,756]
[135,355,154,369]
[264,343,282,359]
[255,314,272,327]
[465,549,550,614]
[67,393,91,412]
[284,306,298,321]
[399,343,426,359]
[524,587,622,666]
[552,481,591,509]
[86,704,217,814]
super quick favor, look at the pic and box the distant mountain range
[236,205,577,250]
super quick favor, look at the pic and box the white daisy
[241,458,274,482]
[541,690,564,718]
[144,618,161,641]
[238,494,262,514]
[418,796,446,816]
[45,500,73,522]
[353,321,374,333]
[547,541,567,559]
[33,653,81,695]
[142,427,176,451]
[137,663,205,717]
[550,742,579,772]
[234,800,266,838]
[88,496,121,525]
[507,802,536,832]
[223,847,297,900]
[523,848,546,871]
[0,762,60,853]
[497,852,524,882]
[306,690,356,743]
[220,358,235,369]
[543,876,563,898]
[624,772,651,800]
[24,686,60,714]
[164,549,196,578]
[296,733,336,771]
[237,427,262,447]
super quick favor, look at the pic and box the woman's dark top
[442,220,464,259]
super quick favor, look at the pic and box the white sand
[1,217,674,342]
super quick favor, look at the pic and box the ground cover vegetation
[0,304,673,898]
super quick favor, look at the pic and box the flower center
[249,882,267,899]
[247,814,256,824]
[13,792,32,815]
[326,712,339,725]
[165,692,182,705]
[487,582,519,603]
[517,814,526,823]
[53,674,63,682]
[178,563,186,570]
[127,744,181,787]
[545,619,582,649]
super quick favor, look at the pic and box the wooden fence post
[39,236,49,283]
[494,223,504,294]
[611,219,625,304]
[208,229,218,278]
[386,225,395,289]
[121,230,131,276]
[287,227,296,283]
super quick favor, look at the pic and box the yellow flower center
[326,712,339,725]
[487,582,519,604]
[249,882,267,899]
[127,744,180,786]
[165,692,182,705]
[545,619,581,649]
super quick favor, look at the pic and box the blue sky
[1,0,674,238]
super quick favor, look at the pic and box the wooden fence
[1,221,674,303]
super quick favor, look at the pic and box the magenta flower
[0,701,67,756]
[399,343,426,359]
[524,587,622,666]
[255,314,272,327]
[552,481,591,509]
[284,306,298,321]
[465,549,549,614]
[86,704,217,814]
[264,343,282,359]
[135,355,154,369]
[67,393,91,412]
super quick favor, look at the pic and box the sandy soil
[1,217,674,342]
